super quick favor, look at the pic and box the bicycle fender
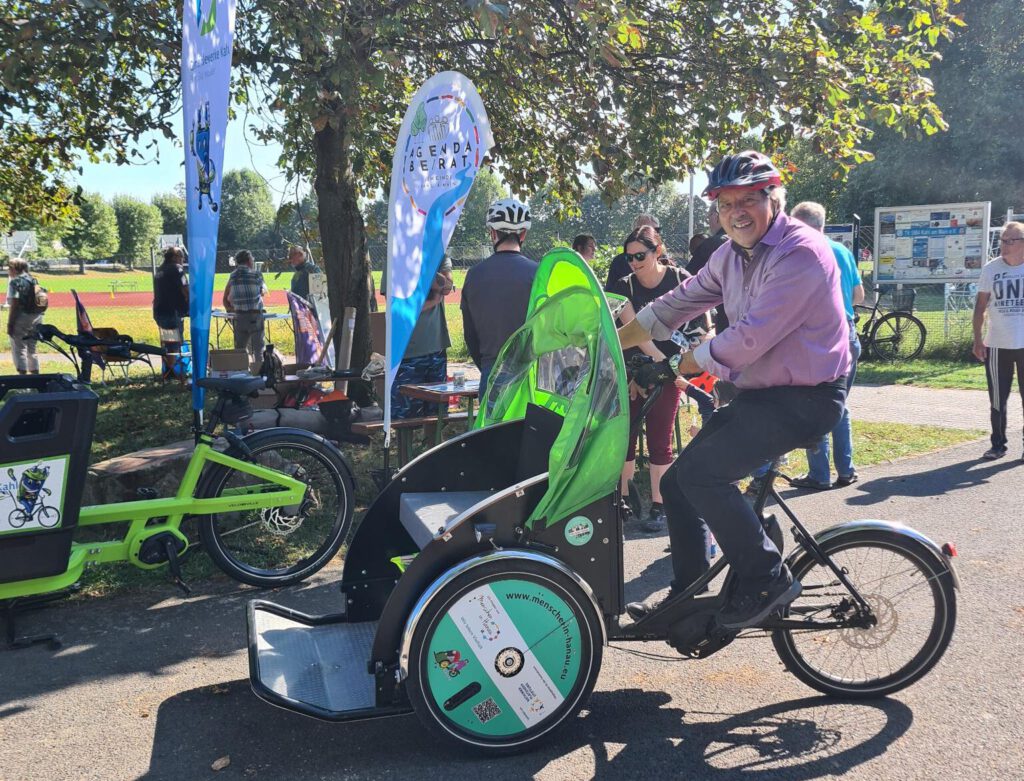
[786,519,960,590]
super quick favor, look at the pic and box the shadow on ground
[839,455,1021,506]
[141,685,913,780]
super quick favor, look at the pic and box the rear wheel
[870,312,925,361]
[407,559,603,755]
[772,529,956,698]
[197,429,354,587]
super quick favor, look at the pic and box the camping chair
[71,290,157,383]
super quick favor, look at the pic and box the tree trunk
[313,117,374,406]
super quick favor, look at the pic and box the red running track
[43,289,463,309]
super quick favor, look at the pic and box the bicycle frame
[0,435,308,601]
[615,457,876,641]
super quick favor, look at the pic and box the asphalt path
[2,439,1022,781]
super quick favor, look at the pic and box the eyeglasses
[1000,237,1024,245]
[627,250,652,262]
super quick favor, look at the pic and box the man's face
[288,251,304,267]
[717,189,774,249]
[1001,225,1024,263]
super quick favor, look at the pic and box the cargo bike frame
[0,373,355,648]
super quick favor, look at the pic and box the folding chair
[71,290,157,382]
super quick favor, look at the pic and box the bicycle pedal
[162,538,192,597]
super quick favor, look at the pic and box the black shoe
[640,505,666,534]
[626,589,679,621]
[717,567,802,629]
[789,474,832,491]
[834,471,859,487]
[983,447,1007,460]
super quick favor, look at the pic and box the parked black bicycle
[855,286,927,361]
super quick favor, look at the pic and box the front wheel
[772,529,956,698]
[870,312,925,361]
[197,429,355,587]
[407,559,604,755]
[36,505,61,528]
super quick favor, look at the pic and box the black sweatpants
[985,346,1024,451]
[660,381,846,593]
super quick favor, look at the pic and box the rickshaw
[248,249,958,754]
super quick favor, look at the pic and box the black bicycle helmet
[703,151,782,200]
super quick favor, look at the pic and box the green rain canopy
[477,248,629,529]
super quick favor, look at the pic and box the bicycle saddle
[196,376,266,396]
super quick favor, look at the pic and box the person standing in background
[287,246,321,308]
[152,246,190,380]
[572,234,597,263]
[605,214,663,290]
[461,198,537,398]
[223,250,268,371]
[686,201,730,334]
[392,256,454,419]
[789,201,865,490]
[5,258,44,375]
[973,221,1024,460]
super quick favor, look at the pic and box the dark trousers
[985,346,1024,450]
[661,382,847,592]
[391,350,448,418]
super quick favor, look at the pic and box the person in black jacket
[152,246,189,379]
[461,198,538,398]
[685,201,729,332]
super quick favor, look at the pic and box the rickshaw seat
[398,404,564,549]
[399,491,493,549]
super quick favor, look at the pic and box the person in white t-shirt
[973,220,1024,460]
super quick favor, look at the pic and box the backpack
[13,275,47,314]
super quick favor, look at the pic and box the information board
[874,202,990,284]
[824,224,854,253]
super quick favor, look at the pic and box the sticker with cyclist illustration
[0,456,68,534]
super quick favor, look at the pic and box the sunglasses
[627,250,652,262]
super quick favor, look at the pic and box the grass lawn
[31,268,470,296]
[855,359,987,391]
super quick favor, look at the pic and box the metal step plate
[251,603,378,715]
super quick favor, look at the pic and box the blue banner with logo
[385,72,493,442]
[182,0,236,411]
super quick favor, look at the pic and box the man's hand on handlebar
[628,355,676,390]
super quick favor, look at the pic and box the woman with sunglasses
[973,220,1024,460]
[608,225,711,533]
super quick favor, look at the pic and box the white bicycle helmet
[486,198,532,232]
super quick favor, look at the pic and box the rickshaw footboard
[248,600,379,718]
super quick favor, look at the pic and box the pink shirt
[635,212,851,389]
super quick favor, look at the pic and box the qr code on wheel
[472,697,501,724]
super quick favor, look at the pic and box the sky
[74,110,711,209]
[73,111,295,207]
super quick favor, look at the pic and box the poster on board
[874,202,990,284]
[824,224,855,253]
